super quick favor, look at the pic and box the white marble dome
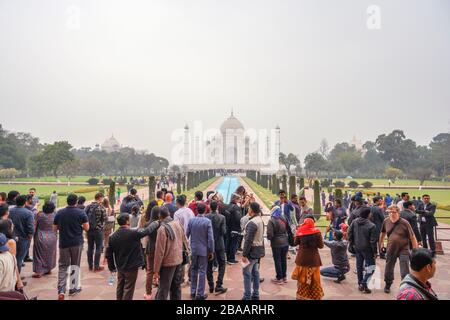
[220,111,244,134]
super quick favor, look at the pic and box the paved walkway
[22,176,450,300]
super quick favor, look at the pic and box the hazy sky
[1,0,449,163]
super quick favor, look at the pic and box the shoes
[195,294,208,300]
[24,257,33,262]
[69,288,82,296]
[283,278,288,283]
[363,285,371,294]
[32,273,42,279]
[227,260,238,265]
[358,284,364,292]
[271,278,283,285]
[209,286,214,294]
[384,285,391,294]
[94,266,105,272]
[89,266,93,271]
[143,293,152,300]
[58,293,65,300]
[215,287,228,295]
[190,293,196,300]
[334,275,346,283]
[251,296,260,300]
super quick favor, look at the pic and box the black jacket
[205,211,226,251]
[226,203,242,233]
[348,205,366,226]
[400,210,422,242]
[369,205,385,235]
[266,217,289,248]
[415,203,438,227]
[120,196,144,214]
[106,223,159,272]
[348,217,378,255]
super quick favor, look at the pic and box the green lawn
[0,184,105,209]
[338,178,450,187]
[349,187,450,225]
[245,178,450,227]
[243,178,329,229]
[0,176,96,183]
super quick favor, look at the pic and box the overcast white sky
[1,0,449,163]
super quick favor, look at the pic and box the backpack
[87,203,103,230]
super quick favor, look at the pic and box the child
[129,205,141,228]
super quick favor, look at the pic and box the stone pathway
[21,176,450,300]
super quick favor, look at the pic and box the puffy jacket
[348,217,378,254]
[242,215,265,259]
[266,217,289,248]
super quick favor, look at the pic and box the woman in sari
[292,217,324,300]
[32,201,57,278]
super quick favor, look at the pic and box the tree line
[279,130,450,184]
[0,124,169,179]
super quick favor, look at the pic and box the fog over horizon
[1,0,449,162]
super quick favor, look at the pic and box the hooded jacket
[348,217,378,255]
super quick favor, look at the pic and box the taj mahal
[181,111,281,173]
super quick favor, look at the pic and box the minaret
[183,124,190,164]
[275,124,281,168]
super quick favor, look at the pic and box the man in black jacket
[85,192,107,272]
[225,193,242,264]
[370,196,386,257]
[205,201,227,295]
[401,201,422,246]
[348,207,378,294]
[120,188,144,214]
[416,194,438,256]
[347,196,366,226]
[106,213,159,300]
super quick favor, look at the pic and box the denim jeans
[242,258,260,300]
[226,233,239,262]
[320,265,344,278]
[355,250,375,285]
[271,246,288,280]
[16,237,31,273]
[87,229,104,269]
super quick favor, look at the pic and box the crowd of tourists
[0,184,440,301]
